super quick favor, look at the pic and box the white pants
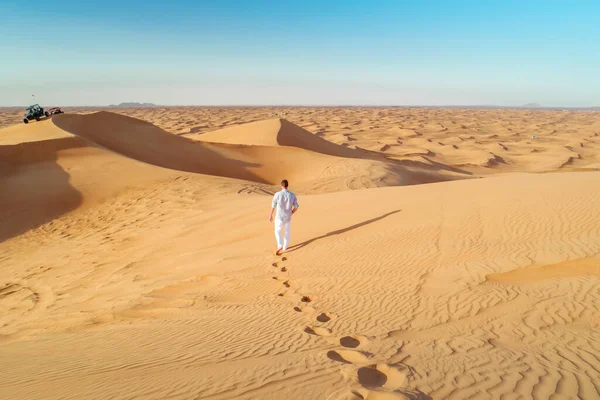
[274,220,291,250]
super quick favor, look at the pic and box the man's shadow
[287,209,401,252]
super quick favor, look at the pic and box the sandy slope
[52,112,466,192]
[1,110,600,399]
[196,118,362,158]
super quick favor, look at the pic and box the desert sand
[1,108,600,399]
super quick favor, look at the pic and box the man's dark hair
[281,179,289,188]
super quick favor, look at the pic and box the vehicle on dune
[46,107,64,116]
[23,104,64,124]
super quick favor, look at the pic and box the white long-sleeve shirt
[272,189,299,223]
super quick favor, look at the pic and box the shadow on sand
[287,209,402,252]
[0,137,84,243]
[53,112,267,184]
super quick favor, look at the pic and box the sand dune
[1,108,600,399]
[7,106,600,174]
[52,112,465,192]
[53,112,269,182]
[0,120,181,243]
[196,118,364,158]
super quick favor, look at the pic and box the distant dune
[109,102,158,107]
[196,118,368,157]
[2,105,599,129]
[520,102,543,108]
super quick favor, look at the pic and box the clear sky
[1,0,599,107]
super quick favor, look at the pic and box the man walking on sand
[269,179,299,255]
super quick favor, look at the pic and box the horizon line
[2,104,600,110]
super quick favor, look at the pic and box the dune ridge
[52,112,467,192]
[196,118,364,158]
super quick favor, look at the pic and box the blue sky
[1,0,598,106]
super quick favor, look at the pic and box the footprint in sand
[316,312,334,322]
[327,364,412,399]
[357,367,388,389]
[304,325,332,336]
[0,283,42,315]
[294,306,315,313]
[357,364,407,391]
[340,335,362,348]
[327,349,373,365]
[272,276,292,287]
[341,363,417,400]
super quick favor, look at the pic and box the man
[269,179,299,255]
